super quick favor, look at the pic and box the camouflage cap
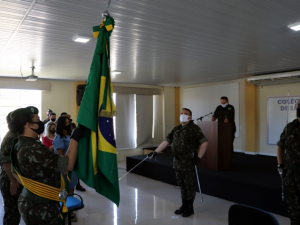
[10,106,39,120]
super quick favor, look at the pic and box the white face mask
[180,114,190,123]
[221,103,228,108]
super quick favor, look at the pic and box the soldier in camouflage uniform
[212,96,236,153]
[277,99,300,225]
[0,112,23,225]
[148,108,208,217]
[8,106,84,225]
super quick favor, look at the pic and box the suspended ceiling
[1,0,300,86]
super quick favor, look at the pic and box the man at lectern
[148,108,208,218]
[211,96,236,151]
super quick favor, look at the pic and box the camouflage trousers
[285,170,300,225]
[0,175,23,225]
[175,163,196,201]
[18,195,59,225]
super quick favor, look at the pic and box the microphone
[197,112,213,121]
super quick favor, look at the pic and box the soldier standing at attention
[148,108,208,217]
[0,112,23,225]
[8,106,84,225]
[277,99,300,225]
[211,96,236,152]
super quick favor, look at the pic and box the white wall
[258,82,300,156]
[181,80,246,153]
[183,82,240,137]
[41,79,75,120]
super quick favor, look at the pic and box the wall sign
[268,95,300,145]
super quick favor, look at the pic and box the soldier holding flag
[8,106,84,225]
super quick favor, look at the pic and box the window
[113,93,154,149]
[0,89,41,145]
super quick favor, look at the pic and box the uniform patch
[31,108,34,113]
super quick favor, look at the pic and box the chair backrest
[228,204,280,225]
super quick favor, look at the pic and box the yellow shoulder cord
[15,169,68,213]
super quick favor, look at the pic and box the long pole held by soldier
[195,165,203,202]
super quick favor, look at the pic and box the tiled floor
[0,161,290,225]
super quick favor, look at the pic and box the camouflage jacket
[277,119,300,167]
[166,121,207,169]
[213,104,236,134]
[0,131,18,179]
[11,136,69,188]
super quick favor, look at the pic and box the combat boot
[174,200,188,214]
[182,200,194,217]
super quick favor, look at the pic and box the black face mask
[297,107,300,118]
[51,118,56,122]
[49,129,56,134]
[30,121,45,135]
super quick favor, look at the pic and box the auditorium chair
[60,193,85,225]
[228,204,280,225]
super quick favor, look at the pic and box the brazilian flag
[74,16,119,206]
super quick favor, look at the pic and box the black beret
[6,112,12,124]
[10,106,39,120]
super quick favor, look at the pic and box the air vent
[247,71,300,86]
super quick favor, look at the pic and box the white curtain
[115,94,136,149]
[136,95,153,147]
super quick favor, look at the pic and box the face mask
[51,118,56,122]
[221,103,228,108]
[49,129,56,134]
[30,121,45,135]
[180,114,190,123]
[297,107,300,118]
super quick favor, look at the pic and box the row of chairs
[229,204,280,225]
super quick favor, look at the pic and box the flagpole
[106,0,111,10]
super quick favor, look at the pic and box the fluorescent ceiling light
[73,36,91,43]
[288,22,300,31]
[111,70,122,74]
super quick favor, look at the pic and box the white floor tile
[0,161,290,225]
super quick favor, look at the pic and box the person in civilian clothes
[53,116,78,221]
[42,122,56,151]
[70,122,86,192]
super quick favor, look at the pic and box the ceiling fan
[20,64,38,81]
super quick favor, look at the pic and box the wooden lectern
[197,121,233,171]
